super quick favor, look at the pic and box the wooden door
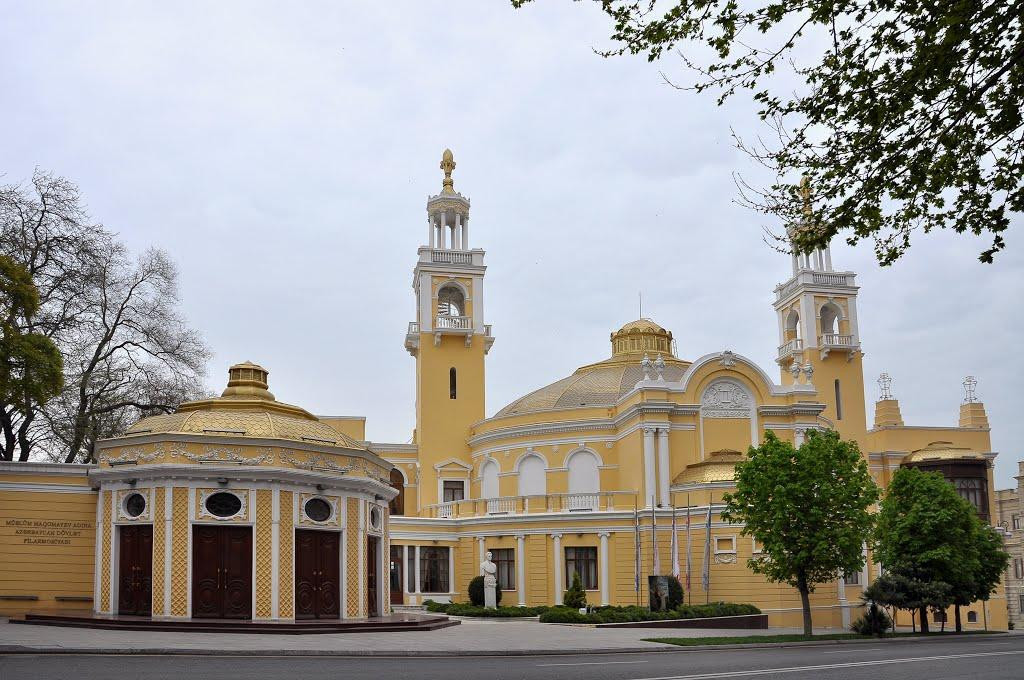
[295,530,340,620]
[366,536,379,617]
[191,526,252,619]
[389,545,403,605]
[117,525,153,616]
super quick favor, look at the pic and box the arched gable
[679,350,781,400]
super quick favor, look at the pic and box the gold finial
[798,175,812,217]
[440,148,456,194]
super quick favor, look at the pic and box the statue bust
[480,550,498,608]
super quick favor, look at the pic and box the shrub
[563,572,587,609]
[851,603,892,637]
[423,599,450,613]
[538,601,761,624]
[446,603,550,617]
[467,576,502,607]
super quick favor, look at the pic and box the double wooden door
[118,525,152,616]
[367,536,379,617]
[295,530,340,619]
[191,526,252,619]
[389,545,403,605]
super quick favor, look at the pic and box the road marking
[821,647,883,653]
[539,660,650,666]
[625,650,1024,679]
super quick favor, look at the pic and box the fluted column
[642,426,656,508]
[552,533,563,604]
[455,213,463,249]
[516,534,526,606]
[599,532,610,606]
[463,215,469,249]
[429,216,435,248]
[657,427,670,507]
[438,212,446,249]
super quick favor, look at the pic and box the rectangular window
[1014,558,1024,580]
[420,546,450,593]
[1013,515,1021,530]
[834,379,843,420]
[406,547,415,593]
[565,546,598,590]
[1019,593,1024,612]
[844,570,861,585]
[443,480,465,503]
[489,548,515,591]
[714,536,736,554]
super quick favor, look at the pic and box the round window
[205,492,242,518]
[304,497,332,522]
[370,506,382,529]
[124,492,146,518]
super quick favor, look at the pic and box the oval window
[124,492,146,518]
[304,497,332,523]
[370,506,382,530]
[205,492,242,518]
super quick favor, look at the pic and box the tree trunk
[919,606,930,633]
[910,609,916,633]
[955,605,962,633]
[798,579,813,636]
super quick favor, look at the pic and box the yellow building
[0,150,1007,629]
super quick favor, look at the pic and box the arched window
[481,460,499,499]
[785,309,801,340]
[449,367,457,399]
[820,302,842,336]
[389,468,405,516]
[438,285,464,318]
[567,450,600,495]
[517,455,546,497]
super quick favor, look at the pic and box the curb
[0,633,1007,657]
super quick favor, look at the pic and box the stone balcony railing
[435,314,473,330]
[425,491,636,519]
[417,247,485,266]
[777,338,803,362]
[774,270,857,302]
[819,333,855,348]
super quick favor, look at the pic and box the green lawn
[646,631,1002,647]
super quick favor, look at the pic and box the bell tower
[772,178,867,441]
[404,149,494,508]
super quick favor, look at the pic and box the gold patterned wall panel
[99,491,111,612]
[345,498,360,618]
[255,489,273,619]
[278,490,294,619]
[151,487,166,615]
[170,487,189,617]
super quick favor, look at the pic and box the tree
[563,571,587,608]
[874,467,982,633]
[862,569,951,633]
[949,513,1009,632]
[512,1,1023,265]
[0,171,210,463]
[721,430,879,635]
[0,256,63,460]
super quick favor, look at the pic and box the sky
[2,1,1021,488]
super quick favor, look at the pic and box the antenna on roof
[639,291,643,319]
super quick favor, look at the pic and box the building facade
[996,465,1024,628]
[0,151,1007,628]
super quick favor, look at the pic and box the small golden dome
[610,318,674,357]
[222,361,274,401]
[903,441,987,465]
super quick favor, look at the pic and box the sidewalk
[0,618,805,656]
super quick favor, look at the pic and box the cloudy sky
[2,2,1021,487]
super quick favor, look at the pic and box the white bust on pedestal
[480,550,498,609]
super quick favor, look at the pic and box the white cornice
[0,461,95,475]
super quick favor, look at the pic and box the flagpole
[685,492,691,606]
[633,498,641,607]
[703,492,713,605]
[651,495,661,578]
[671,505,679,584]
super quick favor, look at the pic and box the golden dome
[124,362,367,451]
[902,441,987,465]
[673,449,745,485]
[496,319,688,417]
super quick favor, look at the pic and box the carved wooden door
[389,545,403,605]
[117,524,152,616]
[295,529,340,619]
[366,536,379,617]
[191,526,252,619]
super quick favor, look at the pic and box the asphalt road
[2,634,1023,680]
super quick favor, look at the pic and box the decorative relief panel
[196,488,249,522]
[170,487,189,616]
[298,493,341,527]
[701,380,754,418]
[116,488,153,522]
[183,446,274,465]
[345,498,360,618]
[100,444,162,465]
[100,491,111,612]
[255,489,273,619]
[151,487,166,615]
[279,450,353,474]
[278,491,294,619]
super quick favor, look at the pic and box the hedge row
[538,602,761,624]
[423,600,551,617]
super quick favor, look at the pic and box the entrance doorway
[117,525,153,616]
[389,545,403,605]
[295,529,340,620]
[367,536,380,617]
[191,526,252,619]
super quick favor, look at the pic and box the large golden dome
[123,361,367,451]
[496,319,688,417]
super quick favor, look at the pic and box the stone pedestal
[484,577,497,609]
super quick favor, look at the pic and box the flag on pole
[685,494,692,596]
[651,496,661,575]
[670,506,680,580]
[701,495,713,594]
[633,504,641,596]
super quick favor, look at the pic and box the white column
[599,532,610,606]
[552,533,563,604]
[448,546,455,596]
[657,427,670,507]
[455,213,463,250]
[823,247,833,271]
[642,426,656,508]
[516,534,526,606]
[478,536,485,566]
[429,216,435,248]
[414,545,422,597]
[463,215,469,249]
[403,545,411,595]
[791,252,799,275]
[438,213,446,249]
[838,575,850,628]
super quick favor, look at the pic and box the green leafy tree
[0,256,63,460]
[721,430,879,635]
[862,569,951,633]
[874,467,982,633]
[512,1,1023,265]
[563,571,587,608]
[949,515,1009,631]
